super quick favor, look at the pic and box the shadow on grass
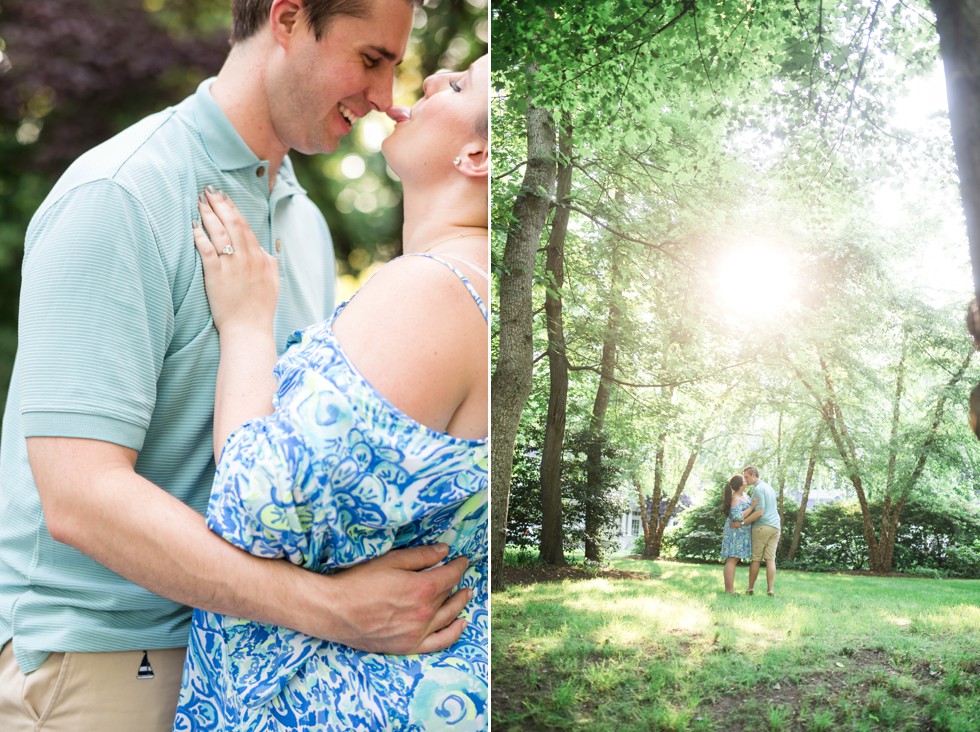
[492,560,980,731]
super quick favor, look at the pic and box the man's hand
[311,543,471,655]
[729,521,743,529]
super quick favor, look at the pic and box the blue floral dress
[721,497,753,561]
[174,255,488,731]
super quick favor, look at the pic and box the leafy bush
[669,489,980,577]
[943,540,980,578]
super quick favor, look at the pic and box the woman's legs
[723,557,739,593]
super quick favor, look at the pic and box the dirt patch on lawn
[502,564,649,586]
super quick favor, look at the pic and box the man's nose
[367,69,395,112]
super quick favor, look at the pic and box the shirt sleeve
[18,180,172,450]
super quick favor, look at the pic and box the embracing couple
[0,1,488,730]
[721,466,782,596]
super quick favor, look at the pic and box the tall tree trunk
[538,114,573,566]
[648,432,703,557]
[584,241,620,562]
[934,0,980,302]
[798,350,971,573]
[775,411,785,531]
[641,428,667,558]
[878,331,908,571]
[489,96,557,593]
[787,428,821,561]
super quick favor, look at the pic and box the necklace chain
[422,233,486,253]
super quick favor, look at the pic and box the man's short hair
[231,0,422,44]
[743,466,759,478]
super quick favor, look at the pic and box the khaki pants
[751,524,781,563]
[0,641,185,731]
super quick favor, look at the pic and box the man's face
[268,0,414,155]
[743,471,758,487]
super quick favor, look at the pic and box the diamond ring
[220,245,235,255]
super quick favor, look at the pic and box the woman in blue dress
[174,54,489,731]
[721,474,757,594]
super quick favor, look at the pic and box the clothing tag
[137,650,155,680]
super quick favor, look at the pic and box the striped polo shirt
[0,78,335,673]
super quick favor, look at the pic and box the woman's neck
[400,181,487,255]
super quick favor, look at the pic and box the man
[729,465,781,596]
[0,1,470,728]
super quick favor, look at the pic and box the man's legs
[747,524,762,593]
[747,560,760,593]
[0,641,185,732]
[766,558,777,594]
[758,526,781,595]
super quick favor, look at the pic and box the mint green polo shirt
[752,480,782,530]
[0,79,335,673]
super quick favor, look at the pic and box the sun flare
[714,242,799,323]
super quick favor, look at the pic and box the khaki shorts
[751,524,781,563]
[0,641,185,731]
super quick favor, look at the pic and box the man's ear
[455,140,489,178]
[270,0,303,46]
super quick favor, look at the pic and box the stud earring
[453,157,462,166]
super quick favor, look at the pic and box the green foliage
[562,427,629,560]
[791,503,869,572]
[503,420,545,551]
[662,490,728,563]
[505,420,630,561]
[668,490,980,578]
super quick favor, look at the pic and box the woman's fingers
[192,219,219,266]
[202,188,260,255]
[198,192,231,255]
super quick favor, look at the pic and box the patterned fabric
[721,497,753,561]
[175,255,488,731]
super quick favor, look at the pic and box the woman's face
[383,54,489,180]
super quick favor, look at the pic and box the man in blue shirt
[728,465,782,596]
[0,1,470,728]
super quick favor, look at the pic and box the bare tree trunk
[634,475,653,557]
[776,412,785,531]
[648,434,703,557]
[643,429,667,558]
[490,96,556,593]
[798,350,971,573]
[787,429,821,561]
[934,0,980,301]
[538,115,573,566]
[584,241,620,562]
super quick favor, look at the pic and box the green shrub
[944,540,980,578]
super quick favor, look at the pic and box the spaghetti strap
[434,254,489,283]
[401,252,488,322]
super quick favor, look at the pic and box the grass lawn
[491,558,980,731]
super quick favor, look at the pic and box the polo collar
[190,78,305,196]
[191,78,260,172]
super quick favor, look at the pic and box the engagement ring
[220,245,235,255]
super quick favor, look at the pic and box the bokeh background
[0,0,488,420]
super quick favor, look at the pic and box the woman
[173,54,489,731]
[721,474,757,594]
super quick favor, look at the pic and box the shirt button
[275,239,282,253]
[256,165,266,177]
